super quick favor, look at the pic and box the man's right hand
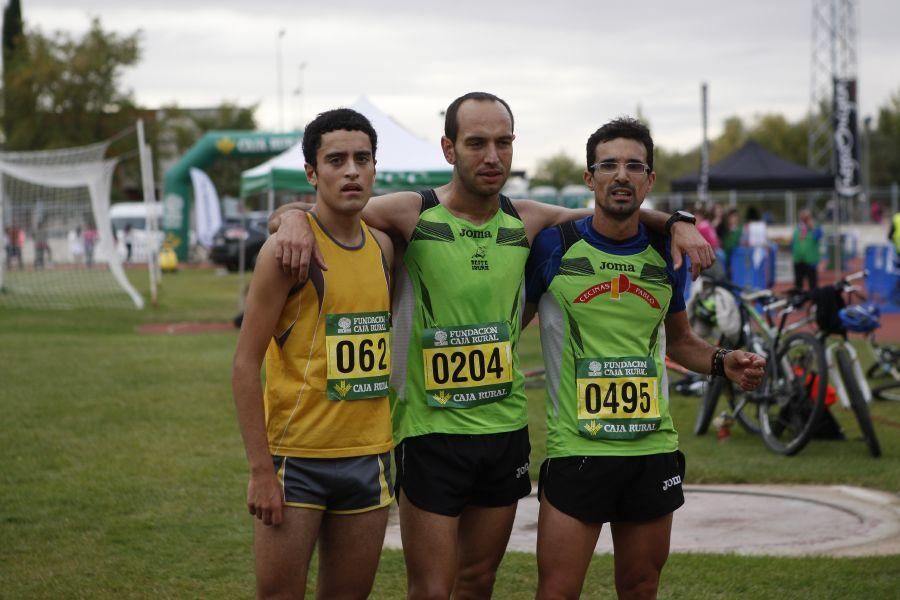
[272,210,327,282]
[247,469,284,527]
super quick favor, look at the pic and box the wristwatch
[665,210,696,235]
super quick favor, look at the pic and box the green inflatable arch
[162,131,301,260]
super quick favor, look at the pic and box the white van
[109,202,164,263]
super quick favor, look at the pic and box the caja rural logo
[574,273,660,308]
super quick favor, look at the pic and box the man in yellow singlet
[232,108,395,599]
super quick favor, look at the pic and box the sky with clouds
[21,0,900,173]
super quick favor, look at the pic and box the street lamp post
[277,29,285,132]
[293,61,308,129]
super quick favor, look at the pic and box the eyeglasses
[590,160,650,176]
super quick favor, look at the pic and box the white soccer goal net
[0,140,145,309]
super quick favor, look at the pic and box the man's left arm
[513,200,714,278]
[639,209,715,279]
[665,311,765,390]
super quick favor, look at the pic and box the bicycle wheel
[872,380,900,402]
[758,331,828,456]
[724,381,763,435]
[835,347,881,457]
[729,331,766,435]
[694,377,721,435]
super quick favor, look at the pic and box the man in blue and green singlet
[269,95,716,599]
[525,118,766,600]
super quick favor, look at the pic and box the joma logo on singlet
[597,261,635,272]
[460,228,492,239]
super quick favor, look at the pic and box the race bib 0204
[575,356,661,440]
[325,312,391,400]
[422,322,513,408]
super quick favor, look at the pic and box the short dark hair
[444,92,514,142]
[302,108,377,168]
[585,117,654,171]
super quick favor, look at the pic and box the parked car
[209,211,269,272]
[109,201,165,263]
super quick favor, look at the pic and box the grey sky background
[25,0,900,173]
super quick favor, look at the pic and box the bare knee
[453,562,499,599]
[615,566,662,600]
[256,578,305,600]
[315,578,374,600]
[536,569,584,600]
[407,580,453,600]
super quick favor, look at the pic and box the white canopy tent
[240,97,453,210]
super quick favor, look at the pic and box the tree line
[0,3,258,197]
[530,95,900,193]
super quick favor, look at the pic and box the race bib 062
[325,312,391,400]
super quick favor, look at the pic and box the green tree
[870,88,900,187]
[710,116,747,163]
[652,145,700,194]
[2,0,28,142]
[1,0,22,63]
[3,17,141,149]
[529,152,584,190]
[750,113,809,165]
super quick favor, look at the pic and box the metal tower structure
[808,0,858,171]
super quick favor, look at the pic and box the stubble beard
[600,197,640,222]
[457,166,507,199]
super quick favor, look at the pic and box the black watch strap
[665,211,696,235]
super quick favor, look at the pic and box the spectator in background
[123,224,134,263]
[870,200,884,224]
[889,211,900,258]
[34,227,51,268]
[5,224,24,270]
[695,204,720,250]
[718,208,742,274]
[791,209,823,290]
[695,204,726,279]
[69,226,84,264]
[743,206,768,248]
[83,224,99,268]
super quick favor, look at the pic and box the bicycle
[694,279,828,456]
[804,271,881,457]
[868,340,900,401]
[866,341,900,382]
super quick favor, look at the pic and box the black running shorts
[538,450,686,524]
[395,427,532,517]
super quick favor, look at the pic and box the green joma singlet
[391,190,530,442]
[539,227,678,457]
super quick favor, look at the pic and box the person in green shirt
[791,208,823,290]
[717,208,742,275]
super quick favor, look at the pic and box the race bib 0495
[325,312,391,400]
[575,356,661,440]
[422,322,513,408]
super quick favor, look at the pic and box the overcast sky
[23,0,900,173]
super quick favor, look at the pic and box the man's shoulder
[532,222,566,255]
[371,190,422,210]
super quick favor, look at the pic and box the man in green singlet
[269,93,715,599]
[525,117,765,599]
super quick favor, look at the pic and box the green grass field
[2,268,899,598]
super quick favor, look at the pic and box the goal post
[0,139,145,309]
